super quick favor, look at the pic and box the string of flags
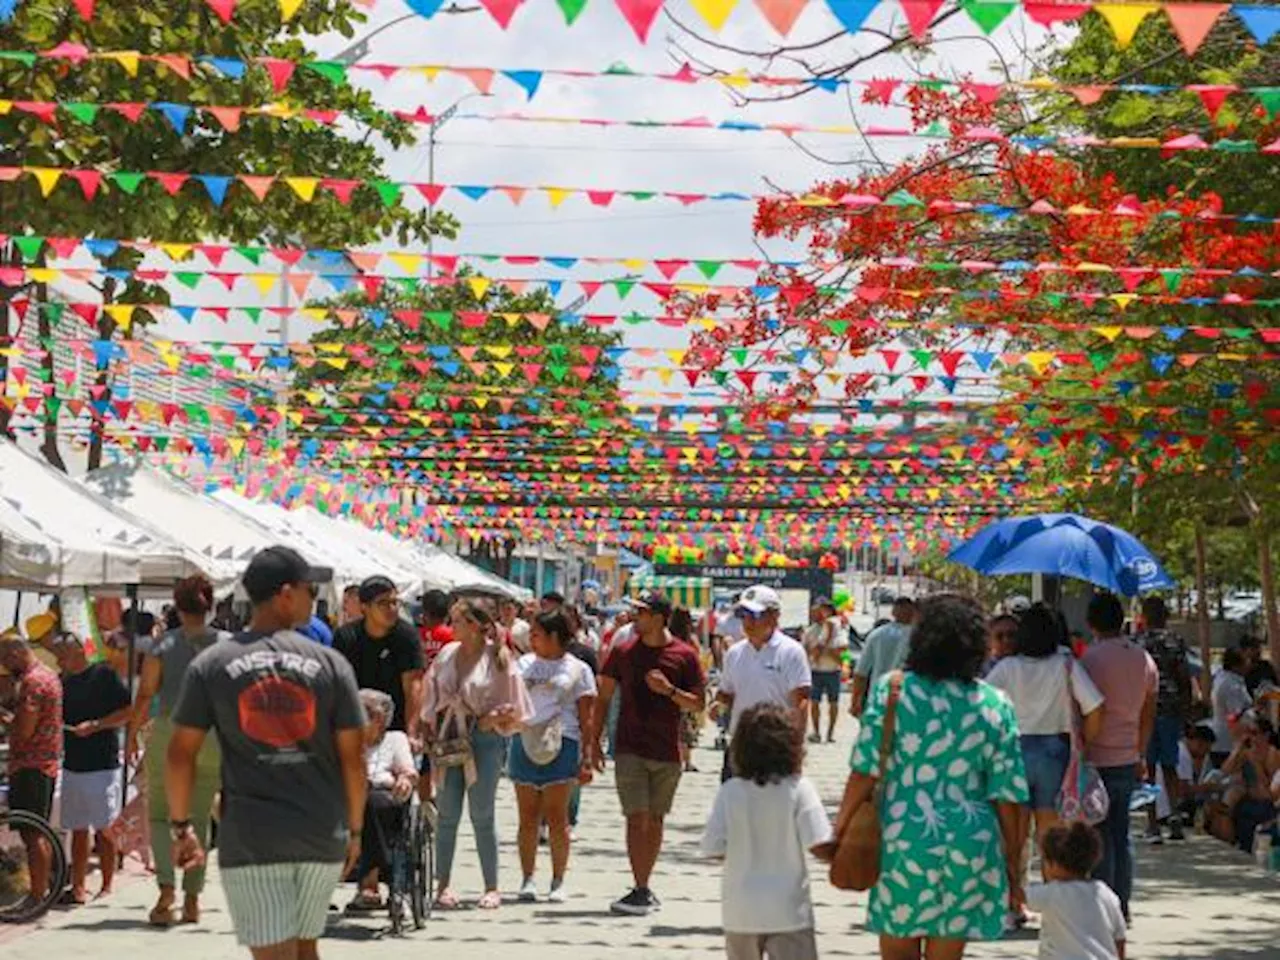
[3,0,1278,50]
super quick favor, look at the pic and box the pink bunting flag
[413,183,445,205]
[238,175,275,201]
[323,179,359,204]
[616,0,665,40]
[107,102,147,123]
[455,68,496,93]
[258,58,297,93]
[154,55,192,79]
[73,0,95,19]
[1068,85,1107,105]
[151,172,190,196]
[754,0,807,35]
[1022,1,1088,26]
[205,0,238,24]
[207,106,244,131]
[1163,3,1227,56]
[864,77,900,104]
[479,0,525,28]
[900,0,944,39]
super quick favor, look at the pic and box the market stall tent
[0,440,217,590]
[626,574,714,610]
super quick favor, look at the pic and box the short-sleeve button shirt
[720,631,812,733]
[9,661,63,777]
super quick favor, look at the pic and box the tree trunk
[1194,525,1213,702]
[0,297,10,439]
[1259,526,1280,670]
[34,284,67,472]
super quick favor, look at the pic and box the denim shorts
[809,670,842,703]
[1146,715,1183,769]
[1020,733,1070,810]
[508,735,580,789]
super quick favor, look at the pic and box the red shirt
[419,623,455,669]
[9,661,62,777]
[605,634,704,764]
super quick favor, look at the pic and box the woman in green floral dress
[834,594,1028,960]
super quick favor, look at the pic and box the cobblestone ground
[5,724,1280,959]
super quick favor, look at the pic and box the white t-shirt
[986,651,1105,736]
[509,618,532,654]
[1211,670,1252,752]
[516,652,597,741]
[699,775,832,934]
[721,632,812,733]
[365,730,414,789]
[1025,879,1125,960]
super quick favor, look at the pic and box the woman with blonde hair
[422,597,532,909]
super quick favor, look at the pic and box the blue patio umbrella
[947,513,1173,597]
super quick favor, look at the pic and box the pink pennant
[433,255,459,275]
[15,102,58,124]
[413,183,445,205]
[754,0,806,35]
[1068,85,1107,105]
[900,0,944,39]
[150,172,190,196]
[204,0,238,24]
[238,175,276,200]
[72,0,95,19]
[1022,2,1088,26]
[616,0,665,40]
[258,58,297,94]
[499,186,527,204]
[586,190,616,207]
[479,0,525,29]
[322,179,359,204]
[43,42,91,63]
[454,68,495,93]
[196,244,228,266]
[1164,3,1227,56]
[154,55,192,79]
[107,102,148,123]
[207,106,244,131]
[864,78,900,104]
[46,236,80,258]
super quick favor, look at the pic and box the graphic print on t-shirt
[238,675,318,748]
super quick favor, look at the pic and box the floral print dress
[851,672,1029,941]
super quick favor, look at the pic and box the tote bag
[1056,654,1110,826]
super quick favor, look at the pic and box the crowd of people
[2,550,1278,960]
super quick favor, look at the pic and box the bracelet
[169,818,193,830]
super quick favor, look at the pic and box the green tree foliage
[0,0,454,467]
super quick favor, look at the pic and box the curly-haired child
[699,703,832,960]
[1027,822,1126,960]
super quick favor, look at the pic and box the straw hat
[24,612,57,644]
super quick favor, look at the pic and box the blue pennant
[152,102,193,134]
[196,175,231,206]
[503,70,543,99]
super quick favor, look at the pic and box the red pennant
[1164,3,1227,56]
[65,169,102,200]
[864,78,900,104]
[414,183,446,205]
[73,0,95,18]
[258,58,297,93]
[1022,2,1089,26]
[107,102,148,123]
[615,0,665,40]
[150,172,189,196]
[15,102,58,124]
[479,0,524,28]
[322,179,359,204]
[1189,84,1235,120]
[205,0,237,24]
[900,0,944,39]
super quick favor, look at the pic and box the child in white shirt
[700,702,832,960]
[1026,822,1127,960]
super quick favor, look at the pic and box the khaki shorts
[613,753,682,817]
[724,929,818,960]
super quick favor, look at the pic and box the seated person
[1177,722,1228,825]
[1219,710,1280,853]
[351,688,417,910]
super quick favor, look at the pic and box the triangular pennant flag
[258,58,296,93]
[30,167,61,197]
[1095,2,1158,48]
[1190,84,1235,120]
[825,0,876,33]
[615,0,665,40]
[479,0,524,28]
[555,0,588,23]
[960,0,1015,33]
[503,70,543,98]
[900,0,944,39]
[754,0,807,35]
[73,0,95,18]
[204,0,238,24]
[405,0,446,14]
[1022,1,1089,25]
[279,0,304,20]
[690,0,738,31]
[1163,3,1227,55]
[1235,4,1280,44]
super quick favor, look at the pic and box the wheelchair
[351,792,434,936]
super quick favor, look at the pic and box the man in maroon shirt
[589,592,704,916]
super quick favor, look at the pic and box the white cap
[736,584,782,615]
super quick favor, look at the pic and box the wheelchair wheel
[410,803,433,929]
[0,809,69,924]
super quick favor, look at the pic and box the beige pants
[724,929,818,960]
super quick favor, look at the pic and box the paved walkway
[5,726,1280,959]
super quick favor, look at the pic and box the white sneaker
[517,877,538,903]
[547,880,567,903]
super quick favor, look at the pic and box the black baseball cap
[358,575,398,604]
[627,590,673,619]
[242,545,332,604]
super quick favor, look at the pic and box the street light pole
[426,95,488,284]
[331,3,481,66]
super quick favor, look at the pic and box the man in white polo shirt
[715,585,812,782]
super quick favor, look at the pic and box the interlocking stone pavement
[5,723,1280,959]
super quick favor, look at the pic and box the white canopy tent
[0,440,218,591]
[417,544,532,600]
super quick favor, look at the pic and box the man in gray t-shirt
[850,597,917,717]
[166,545,367,957]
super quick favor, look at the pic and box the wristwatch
[169,819,194,842]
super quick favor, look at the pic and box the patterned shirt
[8,661,63,777]
[1141,628,1192,719]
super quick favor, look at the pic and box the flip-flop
[433,889,461,910]
[346,892,384,912]
[477,890,502,910]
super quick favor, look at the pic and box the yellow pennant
[467,277,491,300]
[159,243,193,260]
[103,51,140,76]
[485,345,513,359]
[1092,325,1123,342]
[1023,351,1056,375]
[0,101,12,115]
[493,362,515,379]
[30,168,61,197]
[1095,3,1158,48]
[1110,293,1137,311]
[386,252,423,274]
[248,273,278,296]
[227,437,247,457]
[544,187,572,208]
[26,267,57,284]
[105,304,134,332]
[278,0,305,20]
[284,177,319,201]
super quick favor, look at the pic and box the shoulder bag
[1055,654,1110,825]
[830,671,903,892]
[428,668,475,770]
[520,661,571,765]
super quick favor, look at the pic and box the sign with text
[654,564,834,596]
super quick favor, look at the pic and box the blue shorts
[809,671,842,703]
[1146,715,1183,769]
[1020,734,1070,811]
[508,735,580,789]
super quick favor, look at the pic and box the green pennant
[41,396,60,418]
[919,119,946,137]
[154,436,169,452]
[233,245,264,265]
[1224,327,1254,340]
[694,260,722,279]
[1213,139,1256,153]
[547,344,568,360]
[373,181,403,207]
[622,311,646,325]
[1254,88,1280,118]
[416,392,437,409]
[372,341,398,355]
[625,191,655,201]
[394,277,419,294]
[0,51,37,66]
[960,0,1016,34]
[612,279,636,299]
[1088,351,1112,372]
[243,306,262,323]
[730,348,748,365]
[329,412,348,425]
[216,355,236,370]
[918,79,946,91]
[185,403,210,425]
[41,304,64,324]
[884,189,923,208]
[1044,293,1067,308]
[33,366,51,382]
[712,370,729,386]
[427,311,452,330]
[64,102,100,124]
[305,60,349,85]
[110,172,145,194]
[555,0,589,24]
[604,61,636,75]
[13,235,44,261]
[910,349,933,370]
[827,320,850,337]
[1159,269,1185,294]
[174,272,201,289]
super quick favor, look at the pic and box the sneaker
[517,877,538,903]
[547,879,567,903]
[1168,817,1186,841]
[610,887,659,916]
[1143,824,1164,846]
[826,734,835,744]
[806,733,822,744]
